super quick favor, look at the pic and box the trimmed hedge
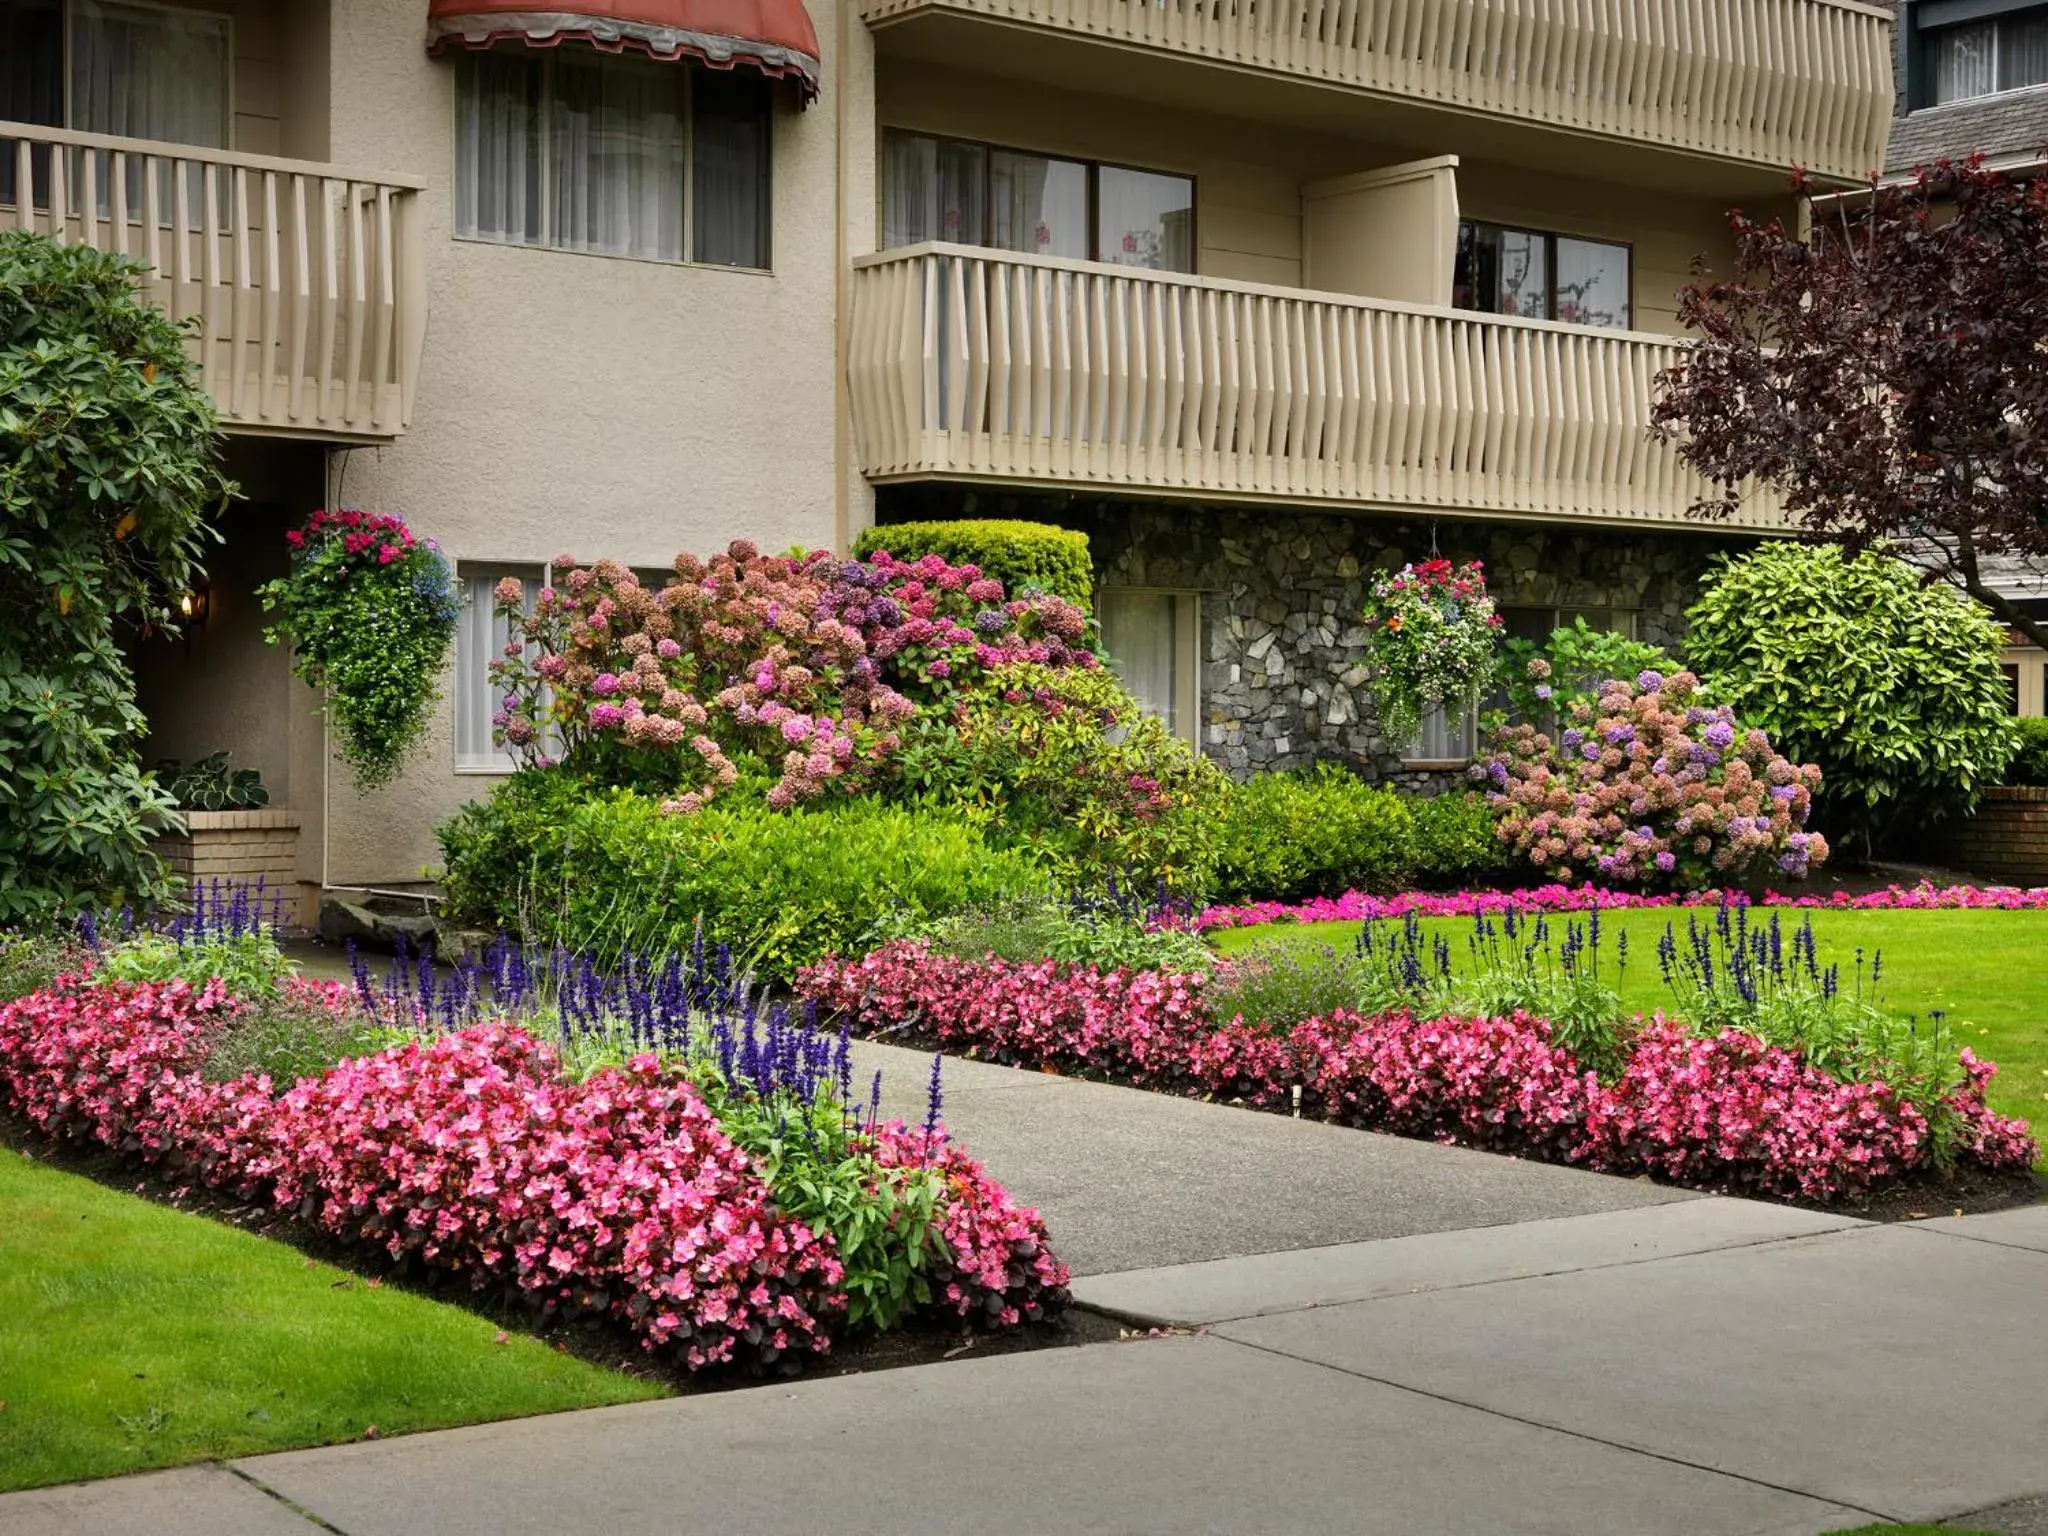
[437,780,1048,978]
[853,520,1093,610]
[2006,716,2048,788]
[1205,768,1508,904]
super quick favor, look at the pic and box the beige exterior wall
[874,61,1789,336]
[245,0,877,887]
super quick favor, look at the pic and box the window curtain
[456,52,542,244]
[883,131,986,248]
[1097,165,1194,273]
[550,52,687,261]
[990,149,1088,259]
[690,71,769,267]
[456,569,534,772]
[1101,591,1179,736]
[2000,14,2048,91]
[71,0,230,146]
[1933,23,1996,104]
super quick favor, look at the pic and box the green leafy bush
[1498,618,1686,722]
[1685,545,2017,856]
[891,661,1224,893]
[853,519,1094,610]
[201,994,404,1087]
[916,895,1214,972]
[438,782,1048,978]
[1206,767,1419,903]
[95,928,294,1002]
[0,231,234,923]
[2005,717,2048,787]
[1409,791,1511,888]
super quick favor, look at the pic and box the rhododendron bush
[0,973,1070,1372]
[1480,669,1826,888]
[801,943,2036,1203]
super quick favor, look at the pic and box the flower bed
[1190,881,2048,933]
[800,942,2036,1204]
[0,970,1069,1372]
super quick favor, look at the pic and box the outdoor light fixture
[176,582,210,630]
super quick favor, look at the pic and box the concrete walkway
[8,1041,2047,1535]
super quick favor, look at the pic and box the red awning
[427,0,821,99]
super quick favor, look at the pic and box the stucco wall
[299,0,873,885]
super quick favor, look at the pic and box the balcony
[847,244,1786,533]
[2,122,426,443]
[858,0,1893,186]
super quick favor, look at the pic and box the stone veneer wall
[875,489,1754,785]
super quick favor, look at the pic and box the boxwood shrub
[2005,717,2048,788]
[852,519,1093,610]
[438,779,1048,978]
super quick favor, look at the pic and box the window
[1099,589,1201,746]
[2004,662,2024,714]
[883,130,1194,273]
[455,564,542,773]
[1454,221,1631,330]
[1925,8,2048,105]
[2,0,232,208]
[1400,603,1638,766]
[454,49,771,268]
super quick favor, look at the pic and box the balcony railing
[2,121,426,441]
[848,244,1785,531]
[856,0,1893,182]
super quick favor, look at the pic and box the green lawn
[1213,909,2048,1145]
[0,1148,663,1492]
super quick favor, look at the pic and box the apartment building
[0,0,1896,908]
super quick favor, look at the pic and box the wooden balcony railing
[849,244,1785,531]
[857,0,1893,182]
[2,121,426,441]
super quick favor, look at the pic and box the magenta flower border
[1187,881,2048,934]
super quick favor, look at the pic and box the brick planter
[1928,787,2048,886]
[154,810,302,894]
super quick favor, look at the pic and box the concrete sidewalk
[8,1037,2047,1535]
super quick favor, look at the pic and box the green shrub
[438,783,1048,979]
[95,929,294,1002]
[1685,545,2017,856]
[1207,767,1418,903]
[435,769,598,934]
[2006,717,2048,787]
[1498,618,1687,722]
[1207,943,1383,1032]
[1409,791,1511,888]
[0,231,234,923]
[853,519,1093,610]
[201,995,405,1088]
[891,661,1224,894]
[916,895,1214,972]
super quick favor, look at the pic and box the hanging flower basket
[259,510,458,789]
[1361,558,1502,749]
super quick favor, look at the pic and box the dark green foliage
[1685,545,2016,856]
[854,518,1094,609]
[1207,767,1421,903]
[158,751,268,811]
[1498,617,1685,721]
[2005,717,2048,787]
[437,778,1048,978]
[0,231,234,922]
[1409,791,1511,888]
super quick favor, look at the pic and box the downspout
[832,0,852,555]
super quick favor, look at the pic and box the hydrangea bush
[489,544,1095,812]
[1360,559,1501,748]
[260,510,459,787]
[1478,669,1826,888]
